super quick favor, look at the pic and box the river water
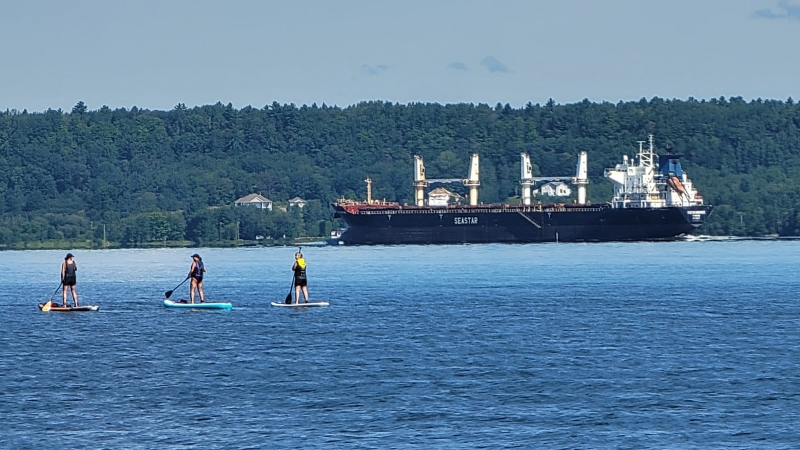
[1,241,799,448]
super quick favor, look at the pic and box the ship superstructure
[333,136,713,245]
[605,135,704,209]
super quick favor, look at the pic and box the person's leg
[294,285,301,304]
[302,286,309,302]
[71,286,78,307]
[198,281,205,302]
[62,285,68,306]
[190,279,196,303]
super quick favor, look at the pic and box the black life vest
[294,262,306,280]
[192,261,205,279]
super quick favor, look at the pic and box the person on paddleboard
[188,254,206,304]
[61,253,79,307]
[292,252,309,304]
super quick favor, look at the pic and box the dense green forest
[1,97,800,248]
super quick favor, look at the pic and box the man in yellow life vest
[292,252,309,304]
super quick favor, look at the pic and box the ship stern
[680,205,713,229]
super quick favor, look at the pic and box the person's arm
[188,262,195,278]
[73,262,77,272]
[61,262,66,281]
[292,261,297,271]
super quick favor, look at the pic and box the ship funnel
[520,153,533,205]
[413,155,428,206]
[573,151,589,205]
[463,153,480,206]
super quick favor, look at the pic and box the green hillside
[2,97,799,248]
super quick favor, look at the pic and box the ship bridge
[604,135,704,209]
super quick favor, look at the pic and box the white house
[538,182,572,197]
[428,187,462,206]
[234,193,273,210]
[288,197,308,208]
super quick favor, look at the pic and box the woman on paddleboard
[292,252,309,304]
[188,254,206,304]
[61,253,79,307]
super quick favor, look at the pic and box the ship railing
[356,205,604,214]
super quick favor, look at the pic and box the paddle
[285,275,295,304]
[165,277,190,299]
[42,283,62,311]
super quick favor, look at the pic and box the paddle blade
[41,301,51,312]
[285,293,292,304]
[165,290,174,299]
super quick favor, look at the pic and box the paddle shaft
[285,275,295,304]
[165,277,190,299]
[49,283,63,301]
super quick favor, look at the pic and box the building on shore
[234,193,273,210]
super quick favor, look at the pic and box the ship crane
[413,156,427,206]
[520,152,589,205]
[413,153,481,206]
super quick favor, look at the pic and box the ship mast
[520,153,533,205]
[464,153,480,206]
[573,151,589,205]
[638,134,655,169]
[365,177,373,204]
[413,156,427,206]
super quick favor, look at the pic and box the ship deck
[336,203,608,215]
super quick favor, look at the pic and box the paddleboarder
[292,251,309,304]
[61,253,79,307]
[188,254,206,304]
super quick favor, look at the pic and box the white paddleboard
[271,301,329,307]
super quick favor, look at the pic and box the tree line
[1,96,800,247]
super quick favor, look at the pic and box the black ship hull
[334,204,713,245]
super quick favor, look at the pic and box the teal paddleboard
[163,299,232,309]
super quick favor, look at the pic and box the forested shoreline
[1,97,800,249]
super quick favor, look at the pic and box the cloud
[447,62,468,71]
[753,0,800,19]
[360,64,389,75]
[480,56,509,73]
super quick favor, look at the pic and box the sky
[1,0,799,112]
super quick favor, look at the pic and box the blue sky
[1,0,798,112]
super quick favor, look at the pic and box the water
[1,241,799,448]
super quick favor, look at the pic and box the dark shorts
[295,278,307,287]
[192,276,203,283]
[63,276,76,286]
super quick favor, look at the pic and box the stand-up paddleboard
[271,301,329,307]
[163,299,232,310]
[38,302,99,312]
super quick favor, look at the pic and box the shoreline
[3,235,800,251]
[0,237,329,251]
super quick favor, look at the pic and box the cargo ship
[333,135,712,245]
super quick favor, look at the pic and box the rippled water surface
[2,241,800,448]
